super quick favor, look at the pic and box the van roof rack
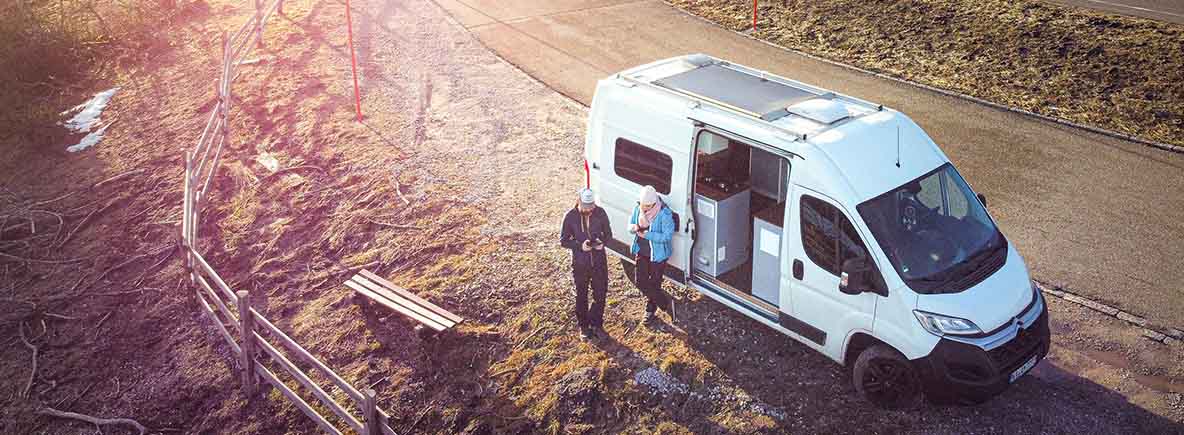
[616,56,884,141]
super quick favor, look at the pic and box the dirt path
[1,0,1181,433]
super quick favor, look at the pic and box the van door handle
[591,163,600,170]
[793,259,804,280]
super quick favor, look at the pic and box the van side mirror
[976,193,987,208]
[840,257,886,296]
[839,258,870,295]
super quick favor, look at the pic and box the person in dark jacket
[560,188,612,339]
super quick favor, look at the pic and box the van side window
[613,138,672,194]
[801,195,871,277]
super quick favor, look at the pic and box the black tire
[853,344,924,410]
[619,258,638,286]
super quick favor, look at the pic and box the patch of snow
[67,122,113,153]
[61,87,119,152]
[62,87,119,133]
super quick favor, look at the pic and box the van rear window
[614,138,672,194]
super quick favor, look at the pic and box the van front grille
[988,320,1042,373]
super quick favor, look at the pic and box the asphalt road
[1044,0,1184,24]
[431,0,1184,329]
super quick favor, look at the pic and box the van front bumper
[913,299,1050,404]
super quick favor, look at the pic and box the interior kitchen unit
[691,131,790,309]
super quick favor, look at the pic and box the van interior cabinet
[751,204,785,306]
[693,186,750,277]
[750,147,790,202]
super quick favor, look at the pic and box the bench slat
[350,276,456,329]
[345,281,448,331]
[359,269,464,325]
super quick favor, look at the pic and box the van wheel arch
[844,332,883,369]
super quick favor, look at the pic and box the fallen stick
[36,407,147,435]
[0,251,86,265]
[91,169,146,190]
[27,191,77,208]
[57,198,119,248]
[259,165,324,183]
[365,219,422,230]
[132,244,177,286]
[19,322,38,398]
[392,175,411,205]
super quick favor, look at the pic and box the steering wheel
[915,229,957,268]
[900,196,934,231]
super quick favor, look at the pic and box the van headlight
[913,310,982,336]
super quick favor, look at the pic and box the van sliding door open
[688,127,790,316]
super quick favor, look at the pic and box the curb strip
[1034,280,1182,347]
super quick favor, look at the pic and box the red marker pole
[752,0,758,32]
[584,160,591,188]
[345,0,363,122]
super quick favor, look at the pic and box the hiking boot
[643,311,658,325]
[580,326,594,340]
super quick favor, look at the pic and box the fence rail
[180,1,399,433]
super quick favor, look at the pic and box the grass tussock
[670,0,1184,147]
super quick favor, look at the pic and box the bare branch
[19,322,38,399]
[36,407,147,435]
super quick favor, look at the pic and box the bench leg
[414,324,439,341]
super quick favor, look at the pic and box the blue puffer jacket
[630,203,674,263]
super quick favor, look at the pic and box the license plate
[1009,354,1038,383]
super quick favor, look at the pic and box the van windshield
[856,163,1005,294]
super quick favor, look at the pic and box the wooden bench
[345,269,463,339]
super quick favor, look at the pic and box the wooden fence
[180,1,400,433]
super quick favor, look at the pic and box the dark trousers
[574,267,607,329]
[636,256,671,314]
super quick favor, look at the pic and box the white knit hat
[579,188,595,205]
[639,185,659,205]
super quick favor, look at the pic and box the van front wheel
[853,345,923,410]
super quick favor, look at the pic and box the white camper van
[585,55,1049,408]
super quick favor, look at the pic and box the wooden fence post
[362,388,378,435]
[183,151,194,284]
[255,0,264,48]
[237,291,257,396]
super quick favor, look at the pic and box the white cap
[579,188,595,205]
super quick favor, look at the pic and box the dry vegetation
[2,0,1183,434]
[0,0,192,148]
[668,0,1184,148]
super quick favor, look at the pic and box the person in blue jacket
[629,185,675,324]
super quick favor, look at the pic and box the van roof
[611,54,950,202]
[619,54,883,140]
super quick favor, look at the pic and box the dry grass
[0,0,193,149]
[669,0,1184,147]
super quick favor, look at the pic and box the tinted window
[801,195,871,277]
[614,138,672,194]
